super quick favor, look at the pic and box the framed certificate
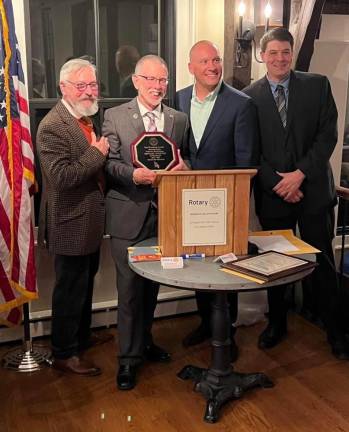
[131,132,179,171]
[221,251,316,282]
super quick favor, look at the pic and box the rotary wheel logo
[149,137,158,146]
[209,196,221,208]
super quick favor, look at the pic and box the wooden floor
[1,313,349,432]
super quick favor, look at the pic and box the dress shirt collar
[266,73,290,94]
[192,79,222,103]
[137,98,162,119]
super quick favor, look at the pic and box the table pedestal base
[178,291,274,422]
[178,365,273,423]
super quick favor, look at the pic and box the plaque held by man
[131,132,179,171]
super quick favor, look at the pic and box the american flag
[0,0,37,325]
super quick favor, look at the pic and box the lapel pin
[133,113,139,119]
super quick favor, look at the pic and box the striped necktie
[275,85,287,128]
[145,111,157,132]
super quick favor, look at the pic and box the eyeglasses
[136,75,169,85]
[65,80,99,91]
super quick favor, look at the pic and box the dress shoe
[52,355,101,376]
[117,364,138,390]
[328,334,349,360]
[258,324,287,349]
[144,344,171,362]
[182,324,211,347]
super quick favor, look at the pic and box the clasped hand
[273,169,305,203]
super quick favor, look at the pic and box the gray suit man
[103,55,189,390]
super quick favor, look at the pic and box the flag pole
[2,303,51,372]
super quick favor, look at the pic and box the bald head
[188,40,222,98]
[189,40,220,62]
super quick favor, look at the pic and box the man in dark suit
[176,40,258,359]
[103,55,189,390]
[244,27,349,359]
[37,59,109,375]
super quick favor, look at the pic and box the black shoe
[117,364,138,390]
[182,324,211,347]
[230,336,239,363]
[144,344,171,362]
[328,334,349,360]
[332,345,349,360]
[258,324,287,349]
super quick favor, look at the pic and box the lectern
[154,169,257,257]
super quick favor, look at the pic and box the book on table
[221,251,317,282]
[128,245,162,262]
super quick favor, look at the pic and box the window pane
[98,0,159,98]
[29,0,96,98]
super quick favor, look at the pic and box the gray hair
[134,55,168,75]
[260,27,294,53]
[59,58,96,82]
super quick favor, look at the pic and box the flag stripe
[0,0,37,325]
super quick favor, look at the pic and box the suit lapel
[284,71,298,136]
[127,98,145,136]
[56,101,90,152]
[182,87,192,118]
[163,104,175,138]
[260,76,286,136]
[197,83,228,152]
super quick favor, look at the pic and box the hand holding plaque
[131,132,179,171]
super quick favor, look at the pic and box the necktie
[145,111,157,132]
[275,85,287,128]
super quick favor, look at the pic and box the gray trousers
[110,207,158,366]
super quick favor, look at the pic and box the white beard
[74,99,99,117]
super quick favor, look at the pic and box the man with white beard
[37,58,109,376]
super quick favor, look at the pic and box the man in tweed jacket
[103,55,189,390]
[37,59,109,376]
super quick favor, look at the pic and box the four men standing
[37,27,348,388]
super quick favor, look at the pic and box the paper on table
[249,230,320,255]
[248,235,298,253]
[220,268,265,284]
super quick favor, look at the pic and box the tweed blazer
[103,98,189,240]
[37,101,106,255]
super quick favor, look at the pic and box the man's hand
[273,169,305,200]
[133,167,157,185]
[171,149,190,171]
[283,188,304,203]
[91,132,109,156]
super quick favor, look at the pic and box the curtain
[289,0,317,67]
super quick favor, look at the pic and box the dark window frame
[25,0,176,225]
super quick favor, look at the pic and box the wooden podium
[155,169,257,257]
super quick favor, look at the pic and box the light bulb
[264,2,272,19]
[238,1,246,17]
